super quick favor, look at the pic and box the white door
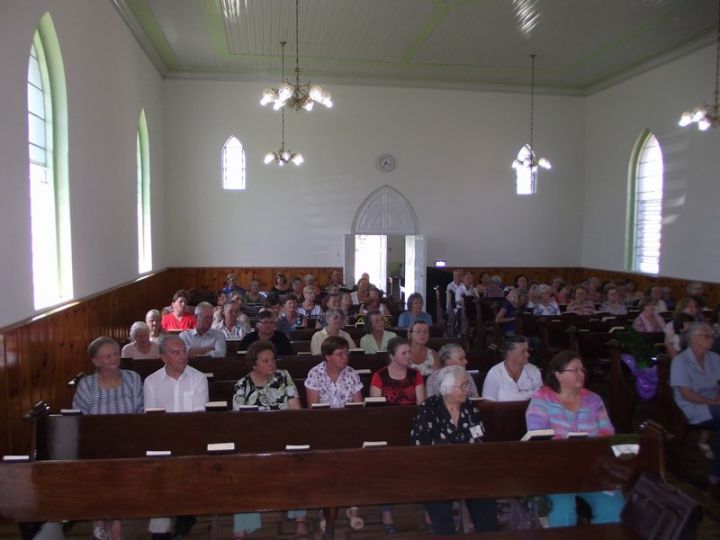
[404,235,426,302]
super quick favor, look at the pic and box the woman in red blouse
[161,289,196,331]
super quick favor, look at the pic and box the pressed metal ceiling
[114,0,717,95]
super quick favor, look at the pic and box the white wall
[583,44,720,282]
[0,0,165,327]
[164,80,586,270]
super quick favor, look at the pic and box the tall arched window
[137,110,152,273]
[222,136,246,190]
[628,131,664,274]
[514,145,536,195]
[27,13,72,309]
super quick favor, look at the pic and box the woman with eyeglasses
[671,322,720,489]
[482,335,541,401]
[526,350,621,528]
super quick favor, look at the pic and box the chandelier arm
[530,54,535,159]
[714,0,720,114]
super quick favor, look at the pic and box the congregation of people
[71,269,719,539]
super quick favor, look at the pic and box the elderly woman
[212,300,252,339]
[222,272,245,297]
[360,309,397,354]
[243,278,264,304]
[161,289,196,331]
[484,275,505,298]
[73,337,143,540]
[398,292,432,328]
[671,322,720,487]
[145,309,164,344]
[121,322,160,359]
[600,285,627,315]
[632,298,666,333]
[270,272,290,296]
[526,351,621,528]
[408,320,440,375]
[310,307,356,355]
[351,277,370,306]
[411,365,498,534]
[646,284,668,313]
[298,284,324,323]
[495,288,530,334]
[482,335,542,401]
[232,341,305,538]
[532,284,560,316]
[359,285,390,317]
[565,285,596,315]
[427,343,479,398]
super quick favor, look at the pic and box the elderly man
[179,301,226,358]
[455,272,479,307]
[212,300,251,340]
[143,335,209,539]
[237,309,294,355]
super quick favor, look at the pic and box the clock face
[376,154,396,172]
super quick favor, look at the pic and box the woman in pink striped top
[526,351,622,528]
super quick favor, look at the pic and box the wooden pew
[1,434,664,540]
[35,401,530,460]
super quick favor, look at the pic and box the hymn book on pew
[567,432,589,439]
[364,397,387,407]
[345,401,364,407]
[236,404,259,411]
[310,403,330,409]
[2,455,30,462]
[362,441,388,448]
[285,444,310,451]
[146,450,172,457]
[355,369,372,375]
[204,401,228,412]
[521,429,555,441]
[207,442,235,454]
[60,408,82,416]
[145,407,166,413]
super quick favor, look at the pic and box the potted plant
[618,328,659,399]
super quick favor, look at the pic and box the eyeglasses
[453,382,471,390]
[560,368,588,375]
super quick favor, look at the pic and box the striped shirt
[525,386,614,439]
[72,370,143,414]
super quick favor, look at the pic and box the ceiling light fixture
[264,42,303,167]
[259,0,332,112]
[679,0,720,131]
[512,54,551,181]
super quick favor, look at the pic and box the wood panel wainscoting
[0,265,716,456]
[0,267,341,456]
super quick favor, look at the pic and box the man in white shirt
[179,301,226,358]
[143,335,209,538]
[446,269,464,297]
[455,272,479,307]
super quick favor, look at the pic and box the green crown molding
[126,0,179,70]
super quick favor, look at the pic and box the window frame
[222,135,246,191]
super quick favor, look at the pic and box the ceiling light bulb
[264,153,275,164]
[291,153,304,165]
[678,112,693,127]
[278,160,285,167]
[538,158,551,169]
[323,97,333,108]
[278,83,293,102]
[303,100,314,111]
[260,89,275,106]
[272,101,283,111]
[308,85,323,102]
[698,118,712,131]
[692,108,706,122]
[281,151,290,161]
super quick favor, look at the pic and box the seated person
[398,292,433,328]
[161,289,195,331]
[664,298,699,358]
[670,322,720,488]
[360,309,397,354]
[324,269,344,292]
[495,289,529,335]
[408,320,440,375]
[484,275,505,298]
[410,365,498,535]
[146,309,164,343]
[646,284,668,313]
[632,298,666,333]
[624,279,644,306]
[211,300,251,340]
[565,285,596,315]
[305,336,363,408]
[316,293,341,328]
[526,351,622,528]
[532,284,560,316]
[221,272,245,297]
[482,335,542,401]
[243,278,265,304]
[277,294,303,337]
[72,337,143,539]
[427,343,479,398]
[179,302,226,358]
[351,277,370,306]
[359,285,391,317]
[600,285,627,316]
[237,309,294,356]
[455,272,479,306]
[310,308,356,355]
[121,321,160,359]
[213,290,228,325]
[297,285,324,323]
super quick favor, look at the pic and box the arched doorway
[345,185,425,302]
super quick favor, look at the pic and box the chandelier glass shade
[259,0,332,112]
[678,0,720,131]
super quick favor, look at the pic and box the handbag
[621,471,702,540]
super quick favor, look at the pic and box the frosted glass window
[515,145,536,195]
[222,136,246,190]
[630,133,664,274]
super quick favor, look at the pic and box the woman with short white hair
[410,365,498,534]
[121,321,160,359]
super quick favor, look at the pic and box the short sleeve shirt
[670,348,720,424]
[410,395,484,445]
[370,366,424,405]
[233,369,298,410]
[304,362,363,408]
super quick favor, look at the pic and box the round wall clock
[376,154,396,172]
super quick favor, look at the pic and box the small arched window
[27,13,72,309]
[137,110,152,273]
[514,145,536,195]
[628,131,664,274]
[222,136,246,190]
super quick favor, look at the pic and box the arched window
[222,136,246,190]
[27,13,72,309]
[514,145,536,195]
[137,110,152,273]
[628,131,664,274]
